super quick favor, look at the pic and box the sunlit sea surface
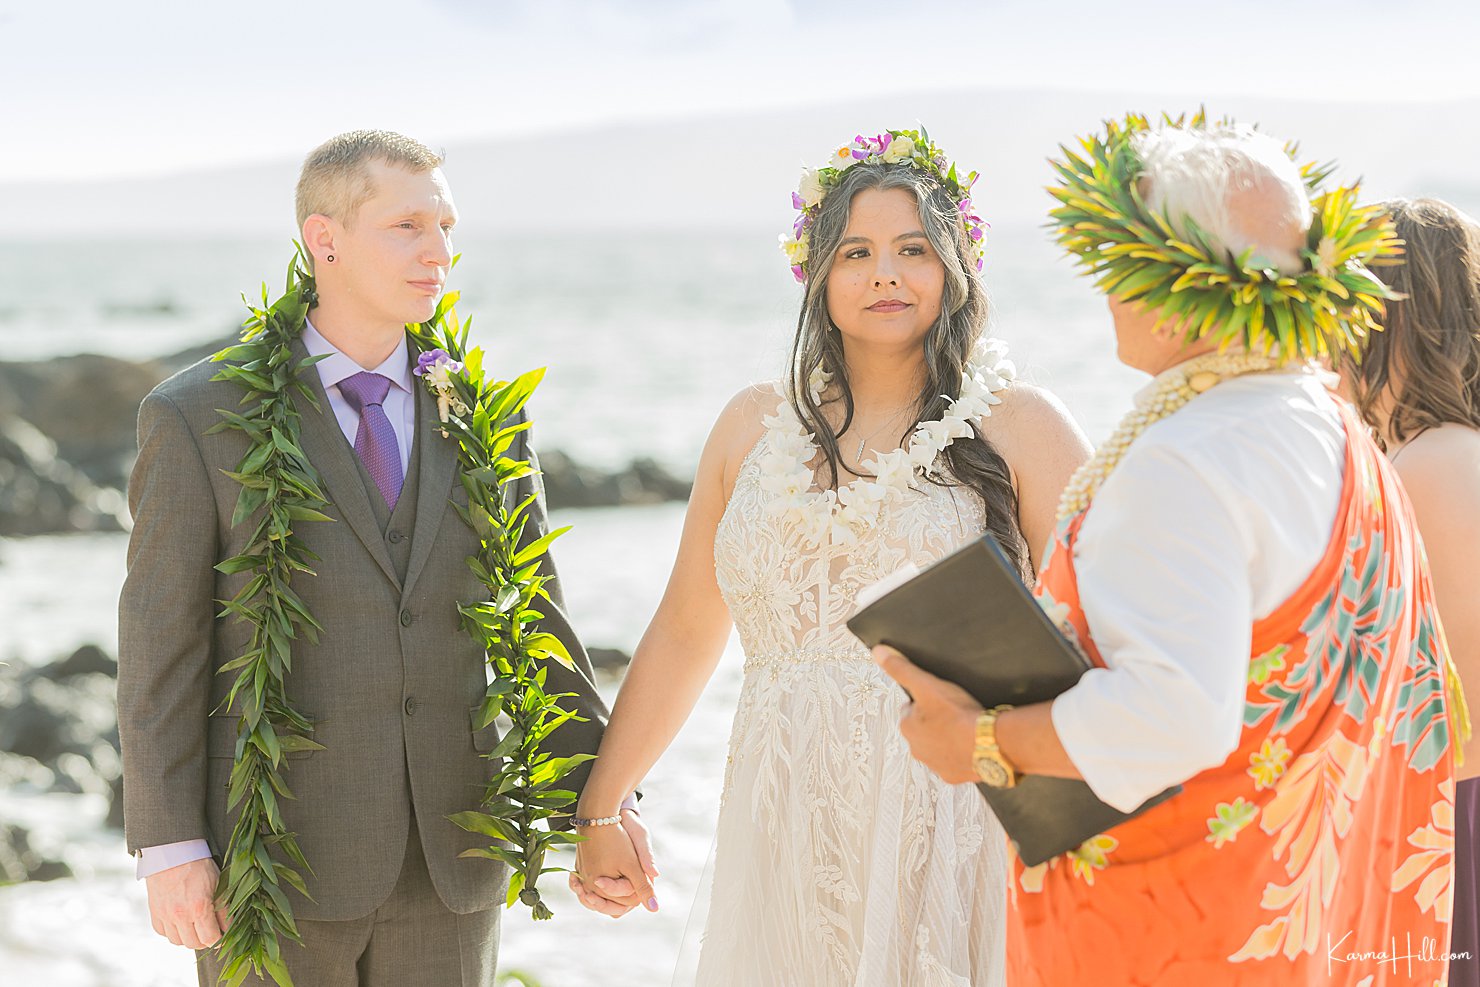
[0,229,1142,986]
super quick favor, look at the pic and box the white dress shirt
[1049,366,1346,813]
[300,319,416,477]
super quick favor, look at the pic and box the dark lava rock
[0,413,125,536]
[0,338,690,536]
[106,773,125,830]
[0,353,167,491]
[0,824,74,883]
[541,450,691,509]
[0,666,120,783]
[45,644,117,680]
[588,647,633,674]
[0,651,126,840]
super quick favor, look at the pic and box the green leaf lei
[207,247,586,986]
[1047,110,1403,362]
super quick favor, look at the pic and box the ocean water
[0,228,1142,459]
[0,229,1143,985]
[0,506,728,987]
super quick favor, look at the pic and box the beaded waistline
[742,647,873,671]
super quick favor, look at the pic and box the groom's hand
[145,857,230,950]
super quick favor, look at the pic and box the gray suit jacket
[116,345,610,921]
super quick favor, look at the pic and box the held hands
[569,807,661,919]
[144,856,230,950]
[872,645,982,784]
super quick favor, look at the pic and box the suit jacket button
[404,697,415,716]
[400,609,413,626]
[388,530,405,544]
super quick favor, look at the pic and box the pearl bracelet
[572,814,623,827]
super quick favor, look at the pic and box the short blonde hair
[295,129,443,231]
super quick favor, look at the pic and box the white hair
[1135,125,1312,275]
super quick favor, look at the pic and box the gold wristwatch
[973,705,1019,788]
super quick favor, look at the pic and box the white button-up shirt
[1050,366,1346,813]
[300,319,416,476]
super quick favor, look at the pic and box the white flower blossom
[767,428,813,462]
[755,341,1012,546]
[808,365,833,402]
[779,232,808,267]
[797,167,827,208]
[914,417,974,455]
[869,448,917,494]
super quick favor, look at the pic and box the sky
[4,0,1480,184]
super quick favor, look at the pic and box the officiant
[874,115,1464,985]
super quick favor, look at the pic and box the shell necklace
[1055,350,1284,523]
[758,338,1016,546]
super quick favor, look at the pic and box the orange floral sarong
[1010,401,1457,986]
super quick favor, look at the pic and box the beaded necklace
[1055,351,1284,523]
[1053,347,1474,763]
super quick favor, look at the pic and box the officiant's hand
[873,645,980,784]
[570,806,660,918]
[144,857,230,950]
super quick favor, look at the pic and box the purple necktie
[337,372,404,511]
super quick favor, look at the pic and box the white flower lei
[759,338,1015,546]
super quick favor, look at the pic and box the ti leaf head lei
[206,245,587,986]
[1047,110,1404,362]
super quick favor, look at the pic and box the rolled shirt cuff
[620,792,639,813]
[135,839,213,879]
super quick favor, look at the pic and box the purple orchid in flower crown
[779,127,988,284]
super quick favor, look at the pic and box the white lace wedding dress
[689,384,1010,987]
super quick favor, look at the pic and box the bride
[569,130,1091,985]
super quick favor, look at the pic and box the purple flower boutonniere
[414,348,471,434]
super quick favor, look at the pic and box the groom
[117,130,643,985]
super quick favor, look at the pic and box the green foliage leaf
[512,526,571,568]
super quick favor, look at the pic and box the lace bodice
[692,384,1011,987]
[714,392,989,661]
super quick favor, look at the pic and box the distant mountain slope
[6,89,1477,237]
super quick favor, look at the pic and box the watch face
[975,756,1009,787]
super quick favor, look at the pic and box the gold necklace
[1056,351,1284,523]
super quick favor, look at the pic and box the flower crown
[1047,110,1403,361]
[780,127,987,284]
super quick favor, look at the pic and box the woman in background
[1346,197,1480,985]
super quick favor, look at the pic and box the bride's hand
[569,807,660,918]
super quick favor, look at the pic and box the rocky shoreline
[0,340,691,538]
[0,641,631,886]
[0,645,122,883]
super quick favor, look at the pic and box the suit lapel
[290,341,400,588]
[402,382,458,597]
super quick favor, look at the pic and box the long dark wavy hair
[787,161,1027,575]
[1348,198,1480,448]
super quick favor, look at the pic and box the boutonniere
[414,348,472,436]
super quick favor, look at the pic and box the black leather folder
[846,533,1179,867]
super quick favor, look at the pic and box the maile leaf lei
[206,246,587,986]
